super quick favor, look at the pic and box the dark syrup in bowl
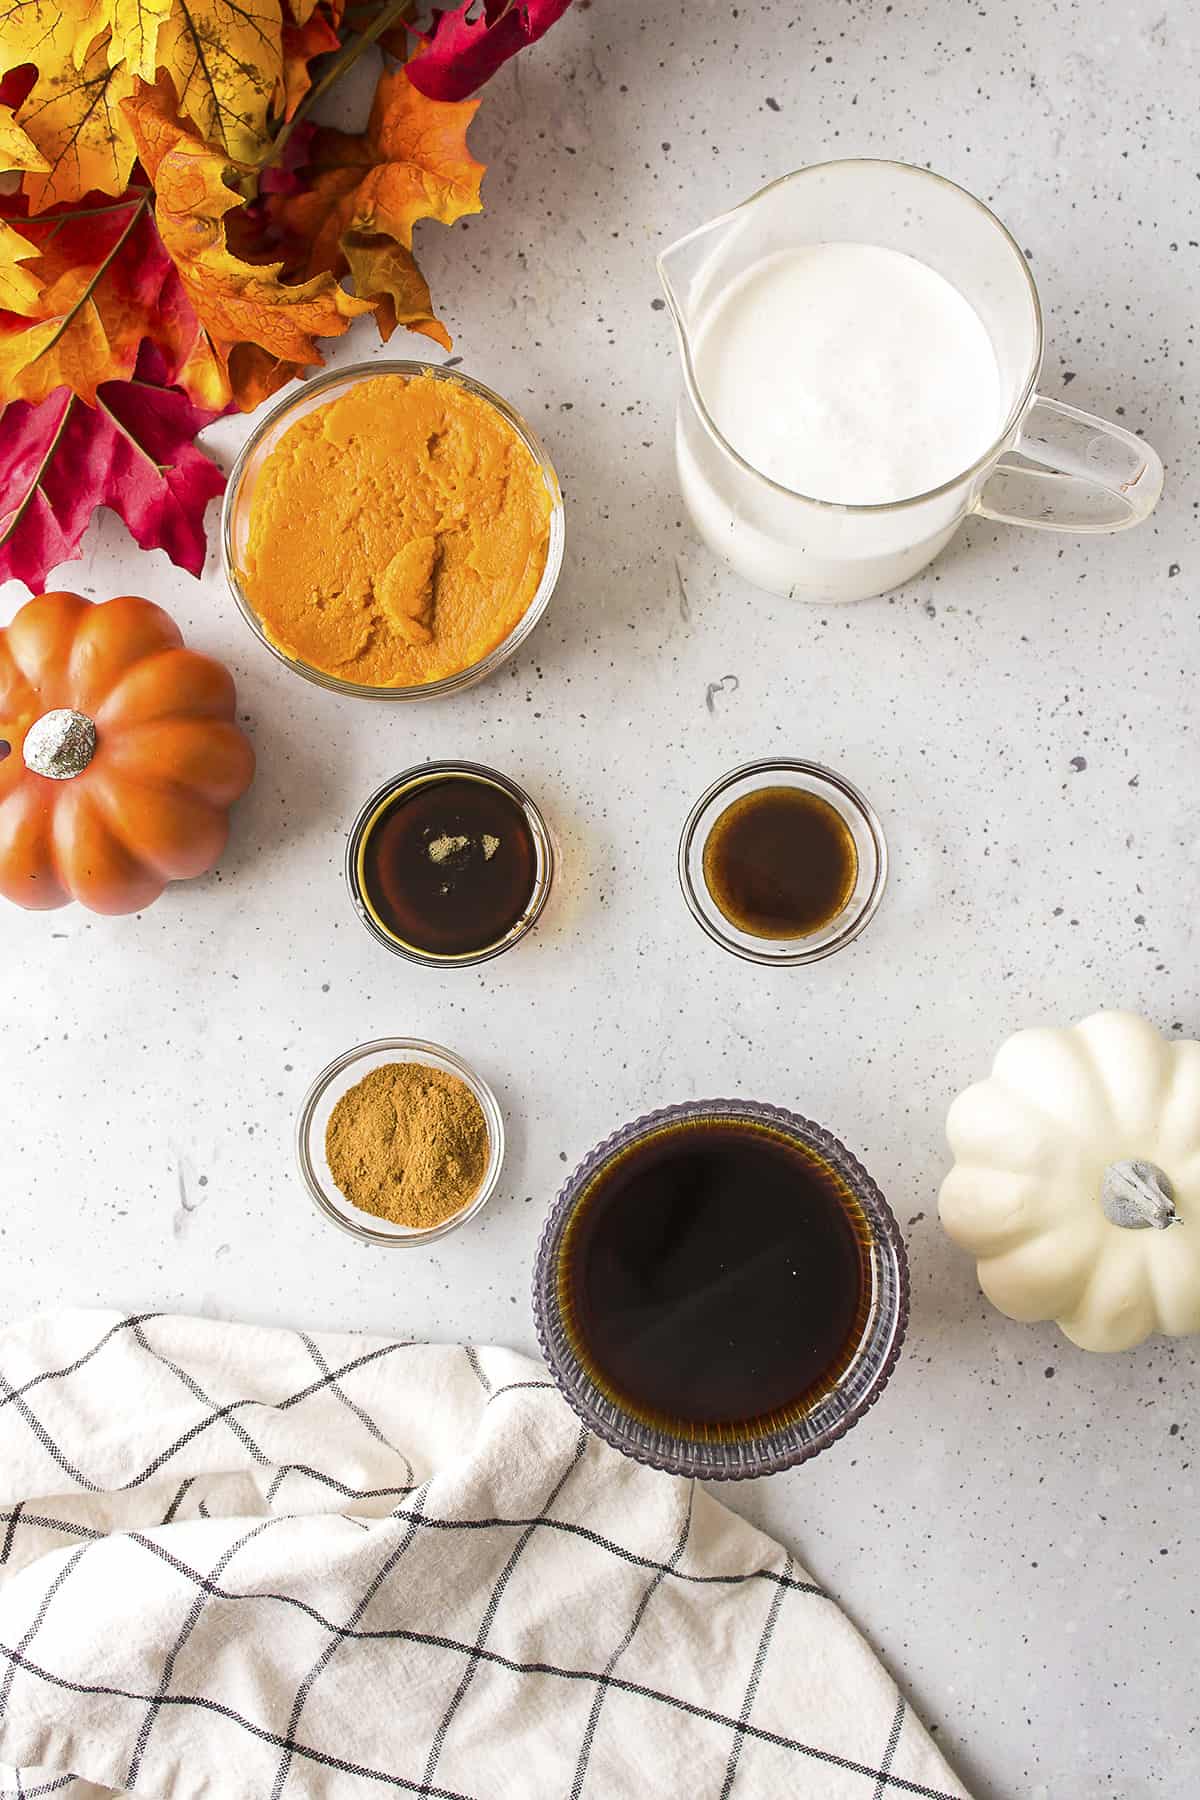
[360,774,538,958]
[558,1113,874,1437]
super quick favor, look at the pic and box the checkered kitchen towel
[0,1311,968,1800]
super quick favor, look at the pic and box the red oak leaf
[402,0,574,102]
[0,357,225,590]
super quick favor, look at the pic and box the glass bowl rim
[344,760,555,967]
[677,758,889,966]
[532,1097,909,1479]
[219,358,565,702]
[297,1035,505,1245]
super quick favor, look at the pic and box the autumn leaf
[151,0,283,162]
[0,0,283,211]
[124,74,370,409]
[0,104,49,173]
[104,0,175,83]
[280,68,482,273]
[401,0,573,102]
[342,237,444,346]
[0,195,154,402]
[0,72,47,314]
[276,65,483,351]
[96,0,284,162]
[0,189,227,409]
[1,28,139,212]
[0,355,226,590]
[0,222,42,316]
[278,3,340,121]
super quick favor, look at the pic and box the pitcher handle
[974,395,1163,533]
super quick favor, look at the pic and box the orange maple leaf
[276,65,483,352]
[278,4,341,122]
[123,75,371,410]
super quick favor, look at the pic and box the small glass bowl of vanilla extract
[346,762,555,966]
[678,759,887,965]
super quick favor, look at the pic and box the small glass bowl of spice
[678,758,888,965]
[297,1038,504,1245]
[346,761,554,966]
[221,360,564,701]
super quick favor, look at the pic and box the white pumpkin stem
[23,709,97,781]
[1101,1159,1180,1230]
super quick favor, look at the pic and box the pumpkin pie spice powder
[325,1062,489,1229]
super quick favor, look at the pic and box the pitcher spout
[656,206,745,359]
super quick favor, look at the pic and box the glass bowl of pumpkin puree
[221,362,564,700]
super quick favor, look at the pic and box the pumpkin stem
[1101,1159,1180,1230]
[23,709,97,781]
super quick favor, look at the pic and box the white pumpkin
[939,1010,1200,1351]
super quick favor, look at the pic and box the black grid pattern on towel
[1,1775,76,1798]
[873,1698,909,1800]
[718,1551,793,1798]
[268,1481,433,1800]
[568,1481,696,1798]
[0,1631,964,1800]
[0,1316,964,1800]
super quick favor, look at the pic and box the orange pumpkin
[0,592,255,914]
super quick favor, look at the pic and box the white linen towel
[0,1310,968,1799]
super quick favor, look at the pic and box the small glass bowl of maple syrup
[678,759,887,965]
[346,761,555,966]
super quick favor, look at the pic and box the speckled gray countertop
[2,4,1195,1796]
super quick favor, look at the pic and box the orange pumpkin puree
[239,373,554,688]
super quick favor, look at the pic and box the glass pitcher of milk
[658,160,1163,603]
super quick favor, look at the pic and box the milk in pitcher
[663,162,1164,602]
[693,244,1004,508]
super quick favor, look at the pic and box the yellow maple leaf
[0,0,93,80]
[0,105,50,174]
[2,22,139,212]
[152,0,283,163]
[0,221,42,315]
[277,66,483,353]
[0,0,282,212]
[104,0,175,81]
[124,75,370,410]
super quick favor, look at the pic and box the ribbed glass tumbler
[533,1099,909,1479]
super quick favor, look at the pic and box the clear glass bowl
[297,1038,504,1245]
[345,761,555,967]
[533,1099,908,1479]
[220,360,565,701]
[678,759,888,965]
